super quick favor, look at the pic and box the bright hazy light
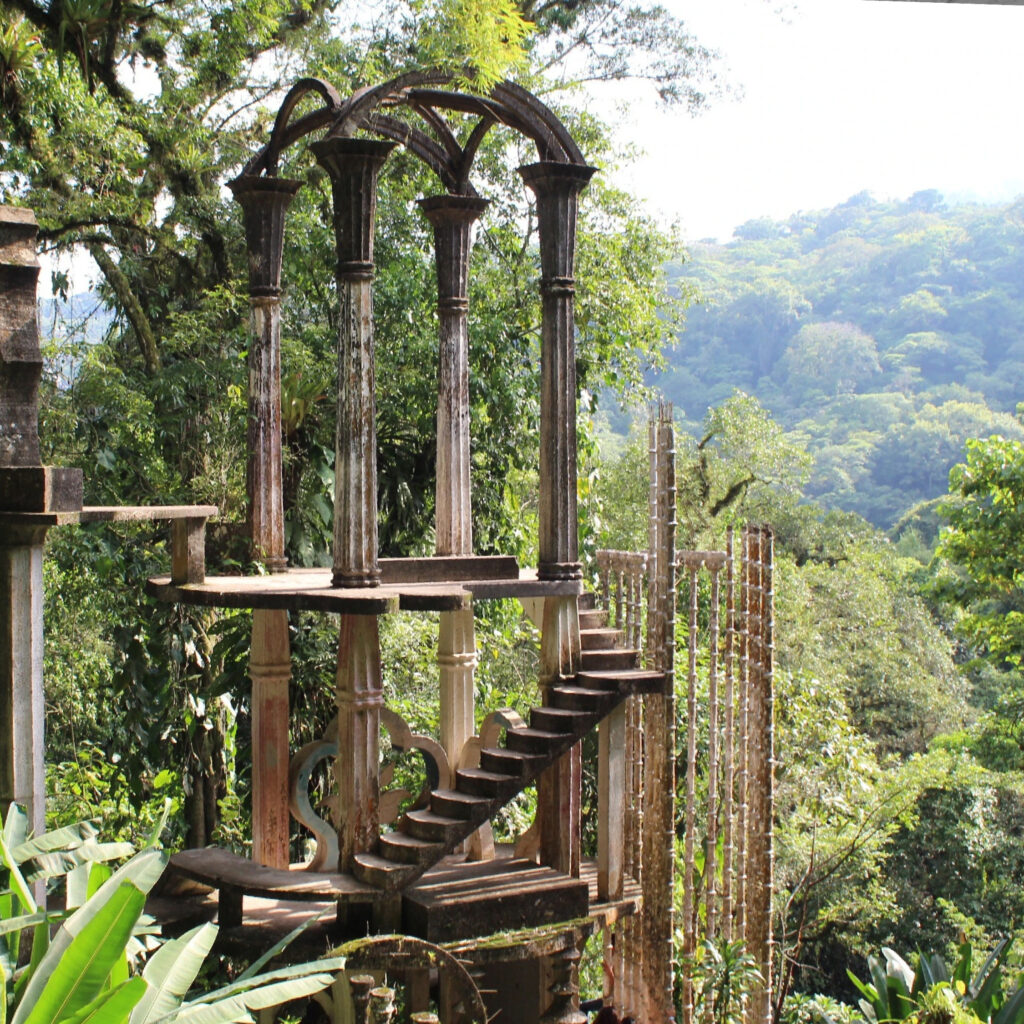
[604,0,1024,241]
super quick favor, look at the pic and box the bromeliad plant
[848,941,1024,1024]
[0,804,344,1024]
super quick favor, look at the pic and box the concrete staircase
[352,599,662,891]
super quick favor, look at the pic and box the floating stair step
[430,789,491,821]
[455,767,521,799]
[581,648,639,671]
[549,685,619,713]
[403,809,467,844]
[578,608,608,630]
[480,746,547,779]
[505,727,572,756]
[378,831,446,866]
[579,592,596,611]
[529,706,592,735]
[580,628,624,650]
[578,668,665,695]
[352,852,419,891]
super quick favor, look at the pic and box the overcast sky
[602,0,1024,241]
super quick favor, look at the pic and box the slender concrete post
[311,137,395,589]
[420,194,487,776]
[0,206,82,839]
[229,176,301,868]
[641,405,677,1024]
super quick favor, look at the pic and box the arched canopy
[244,71,588,195]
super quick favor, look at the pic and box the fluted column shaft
[519,162,596,581]
[312,138,395,588]
[335,613,384,871]
[229,177,301,868]
[420,194,487,781]
[229,176,301,571]
[419,194,488,556]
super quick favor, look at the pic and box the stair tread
[404,809,464,828]
[507,726,572,741]
[379,831,444,850]
[353,852,417,875]
[577,668,662,681]
[481,745,546,759]
[457,767,518,783]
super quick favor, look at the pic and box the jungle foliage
[659,191,1024,529]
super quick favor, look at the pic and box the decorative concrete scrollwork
[380,707,453,822]
[290,710,454,870]
[289,717,339,872]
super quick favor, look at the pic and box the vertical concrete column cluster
[230,176,302,869]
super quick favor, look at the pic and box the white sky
[602,0,1024,241]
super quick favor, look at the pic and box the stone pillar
[229,176,301,868]
[228,175,301,572]
[311,137,395,589]
[0,207,83,839]
[419,194,488,557]
[517,162,595,583]
[335,613,383,871]
[420,194,487,775]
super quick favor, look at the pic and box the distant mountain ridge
[38,294,112,346]
[663,190,1024,528]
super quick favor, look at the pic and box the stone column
[312,138,393,871]
[0,207,82,840]
[335,613,383,871]
[311,137,395,589]
[420,194,487,774]
[520,162,594,877]
[517,162,595,583]
[419,194,488,558]
[229,176,301,868]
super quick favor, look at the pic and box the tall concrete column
[0,206,82,839]
[311,137,395,589]
[520,163,594,876]
[312,139,394,870]
[518,162,595,583]
[229,176,301,868]
[420,194,487,773]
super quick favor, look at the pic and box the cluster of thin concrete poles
[596,497,774,1023]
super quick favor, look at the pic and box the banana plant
[0,805,344,1024]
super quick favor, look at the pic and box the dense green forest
[657,191,1024,528]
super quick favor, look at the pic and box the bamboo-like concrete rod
[705,562,722,952]
[721,528,737,942]
[681,563,699,1024]
[734,529,751,945]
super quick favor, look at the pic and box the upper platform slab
[147,555,582,614]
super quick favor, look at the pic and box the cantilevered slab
[148,564,581,614]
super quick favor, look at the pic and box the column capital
[228,176,303,299]
[311,138,396,278]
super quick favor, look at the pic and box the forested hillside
[662,191,1024,527]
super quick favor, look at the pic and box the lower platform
[153,847,640,951]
